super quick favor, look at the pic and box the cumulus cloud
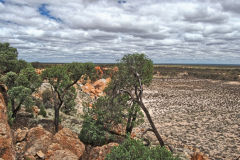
[0,0,239,64]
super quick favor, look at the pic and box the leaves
[105,137,179,160]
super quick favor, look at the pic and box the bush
[39,105,47,117]
[79,114,109,146]
[105,137,180,160]
[7,102,14,126]
[42,89,53,107]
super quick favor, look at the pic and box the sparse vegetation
[105,136,179,160]
[0,43,42,119]
[154,65,240,81]
[42,62,96,132]
[80,53,165,149]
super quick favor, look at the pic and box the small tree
[1,66,42,118]
[42,62,96,132]
[114,53,165,147]
[0,42,27,74]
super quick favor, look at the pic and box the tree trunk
[54,106,60,132]
[139,101,165,147]
[126,108,137,134]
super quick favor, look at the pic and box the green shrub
[105,137,180,160]
[42,89,53,104]
[79,114,108,146]
[39,105,47,117]
[7,102,14,126]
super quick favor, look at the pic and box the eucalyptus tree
[42,62,96,132]
[1,65,42,118]
[0,42,27,74]
[112,53,165,147]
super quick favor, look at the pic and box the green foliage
[39,105,47,117]
[42,62,96,132]
[0,71,18,89]
[8,86,32,106]
[61,87,76,114]
[117,53,153,88]
[0,42,18,74]
[79,113,108,146]
[105,137,179,160]
[1,65,42,118]
[16,66,42,92]
[7,102,14,126]
[42,89,54,108]
[91,95,129,128]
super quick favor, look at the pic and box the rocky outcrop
[53,128,85,158]
[24,125,53,159]
[14,126,85,159]
[81,78,111,98]
[89,143,119,160]
[191,152,209,160]
[14,127,28,143]
[45,143,78,160]
[0,93,15,160]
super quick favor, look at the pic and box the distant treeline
[154,65,240,81]
[31,62,240,81]
[31,62,116,69]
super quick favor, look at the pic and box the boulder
[89,143,119,160]
[53,128,85,158]
[46,149,78,160]
[191,152,209,160]
[24,125,53,158]
[46,143,78,159]
[0,93,15,160]
[14,127,28,142]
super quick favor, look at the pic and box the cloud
[0,0,239,64]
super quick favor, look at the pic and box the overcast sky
[0,0,240,64]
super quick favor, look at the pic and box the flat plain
[141,77,240,159]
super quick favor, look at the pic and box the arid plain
[140,77,240,159]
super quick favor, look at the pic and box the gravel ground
[140,78,240,160]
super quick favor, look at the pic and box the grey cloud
[220,0,240,14]
[182,5,229,24]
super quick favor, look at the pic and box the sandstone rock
[53,128,85,158]
[46,149,78,160]
[45,143,78,160]
[15,141,27,154]
[0,93,15,160]
[81,78,111,98]
[89,143,119,160]
[15,127,28,142]
[36,150,45,159]
[24,125,53,158]
[191,152,209,160]
[24,155,36,160]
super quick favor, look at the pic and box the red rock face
[15,127,85,159]
[53,128,85,158]
[0,93,15,160]
[81,78,111,98]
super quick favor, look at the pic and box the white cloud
[0,0,239,64]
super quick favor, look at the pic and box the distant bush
[105,137,180,160]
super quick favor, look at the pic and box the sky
[0,0,240,64]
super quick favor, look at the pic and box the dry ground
[141,78,240,159]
